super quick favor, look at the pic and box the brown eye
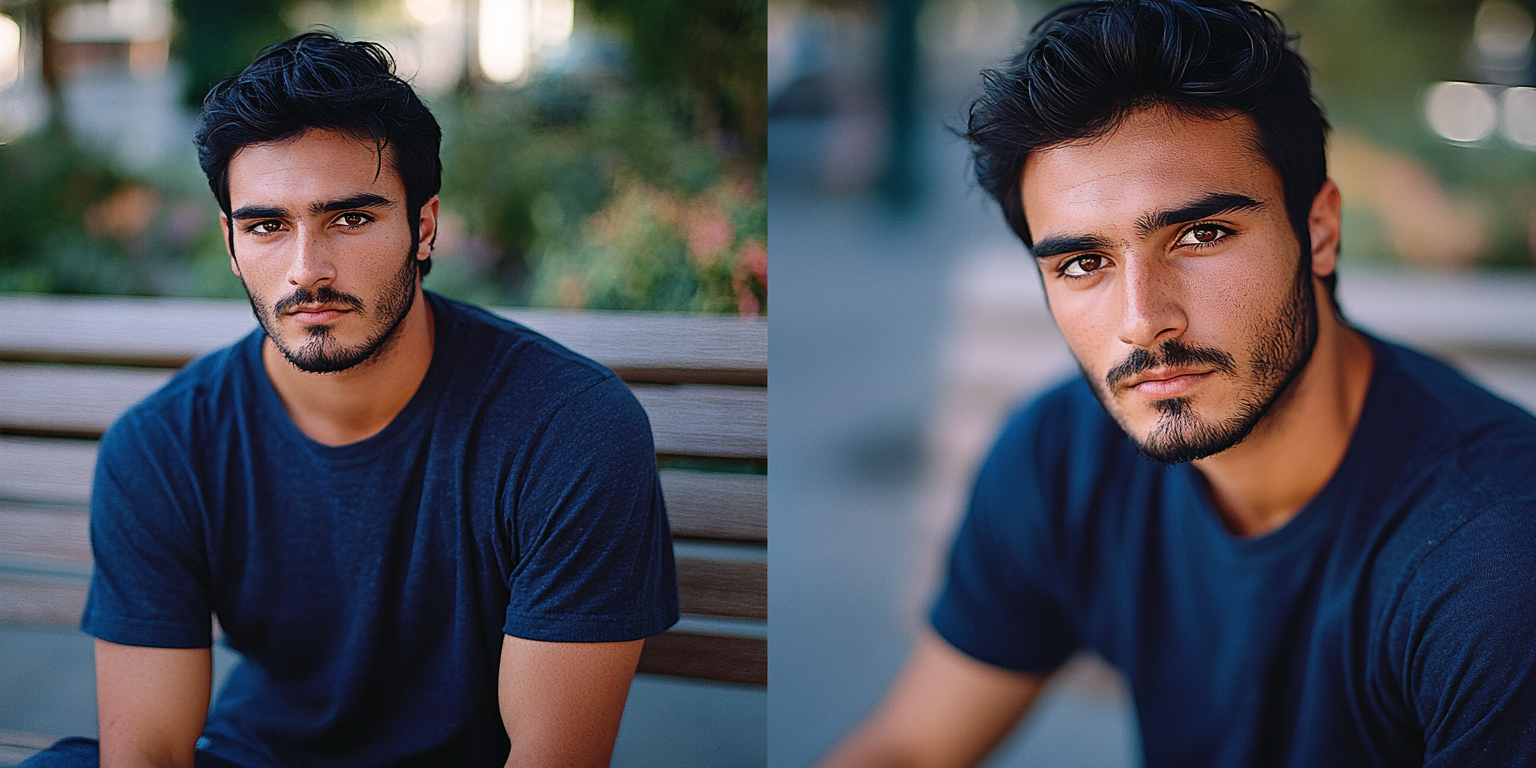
[1062,255,1104,277]
[1177,224,1231,248]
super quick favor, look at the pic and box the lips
[1125,368,1212,398]
[286,305,350,324]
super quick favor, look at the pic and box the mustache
[1104,340,1237,391]
[272,285,365,317]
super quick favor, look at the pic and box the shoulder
[1370,338,1536,469]
[428,293,652,451]
[1362,338,1536,577]
[430,292,617,402]
[99,331,260,462]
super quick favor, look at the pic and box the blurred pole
[881,0,921,208]
[39,0,67,136]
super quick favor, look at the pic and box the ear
[1307,179,1342,278]
[220,214,240,276]
[415,195,441,263]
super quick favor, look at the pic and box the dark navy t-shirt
[932,336,1536,767]
[82,292,679,767]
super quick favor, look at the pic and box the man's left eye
[1176,225,1231,247]
[337,213,371,228]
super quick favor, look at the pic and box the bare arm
[498,634,644,768]
[821,631,1049,768]
[96,640,211,768]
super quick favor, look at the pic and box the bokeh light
[0,14,20,90]
[1501,87,1536,149]
[1425,81,1499,143]
[1474,0,1534,58]
[405,0,454,27]
[479,0,530,83]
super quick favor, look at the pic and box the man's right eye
[248,221,283,235]
[1061,254,1105,278]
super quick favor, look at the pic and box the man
[23,33,677,768]
[824,1,1536,766]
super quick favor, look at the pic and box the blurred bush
[432,77,765,313]
[0,132,237,296]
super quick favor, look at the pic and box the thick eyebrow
[311,193,395,216]
[229,205,290,221]
[1030,234,1115,261]
[1135,192,1267,236]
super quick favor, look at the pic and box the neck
[262,288,436,447]
[1192,290,1375,537]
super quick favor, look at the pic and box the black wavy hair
[968,0,1334,302]
[194,32,443,277]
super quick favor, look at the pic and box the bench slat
[677,557,766,620]
[0,438,97,506]
[0,364,765,459]
[661,472,765,541]
[630,384,766,459]
[0,503,91,569]
[0,296,766,382]
[637,630,766,685]
[0,364,173,438]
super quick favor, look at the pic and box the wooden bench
[0,293,766,753]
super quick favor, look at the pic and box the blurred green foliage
[0,132,236,296]
[171,0,293,109]
[587,0,767,159]
[432,78,767,312]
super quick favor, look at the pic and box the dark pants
[18,738,244,768]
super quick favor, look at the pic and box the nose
[1116,255,1186,348]
[285,224,336,290]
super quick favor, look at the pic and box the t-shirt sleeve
[81,407,213,648]
[501,374,680,642]
[929,402,1081,673]
[1390,502,1536,766]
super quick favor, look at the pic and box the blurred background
[0,0,764,764]
[770,0,1536,767]
[0,0,766,312]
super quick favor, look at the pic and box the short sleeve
[501,374,680,642]
[1392,502,1536,766]
[930,403,1080,673]
[82,408,214,648]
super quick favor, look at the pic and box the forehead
[1020,108,1281,237]
[226,129,402,205]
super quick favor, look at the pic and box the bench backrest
[0,294,766,685]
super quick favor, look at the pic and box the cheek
[1183,242,1296,335]
[1046,287,1118,369]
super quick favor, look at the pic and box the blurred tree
[171,0,292,108]
[586,0,767,160]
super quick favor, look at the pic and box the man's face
[223,128,435,374]
[1021,108,1320,463]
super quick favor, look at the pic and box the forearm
[821,720,929,768]
[821,633,1047,768]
